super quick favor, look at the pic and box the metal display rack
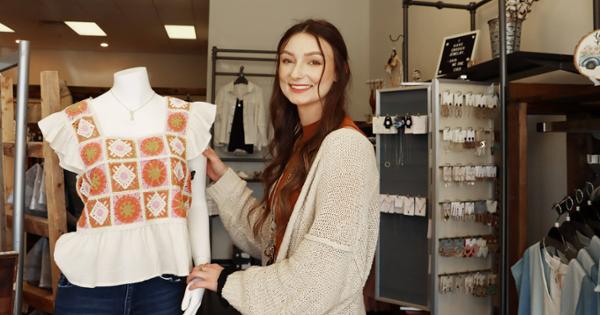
[210,46,277,103]
[402,1,600,313]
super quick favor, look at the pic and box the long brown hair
[249,19,351,240]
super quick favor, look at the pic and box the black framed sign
[435,30,479,77]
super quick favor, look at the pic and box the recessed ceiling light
[0,22,14,33]
[64,21,106,36]
[100,42,109,48]
[15,39,20,44]
[164,25,196,40]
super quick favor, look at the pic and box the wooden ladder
[0,71,68,313]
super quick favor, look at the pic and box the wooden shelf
[22,282,53,313]
[3,142,43,158]
[6,207,49,237]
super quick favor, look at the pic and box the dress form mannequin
[91,67,166,138]
[92,67,209,313]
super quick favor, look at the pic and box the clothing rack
[210,46,277,103]
[537,119,600,133]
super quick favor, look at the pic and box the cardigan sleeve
[221,130,379,315]
[206,168,271,259]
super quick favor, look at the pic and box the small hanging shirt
[512,242,568,315]
[38,97,215,288]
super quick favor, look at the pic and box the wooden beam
[40,70,68,300]
[6,209,49,237]
[22,282,53,313]
[3,142,44,158]
[507,102,528,315]
[1,76,15,203]
[509,83,600,105]
[0,251,18,314]
[0,75,14,251]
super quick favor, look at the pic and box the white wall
[475,0,593,61]
[526,115,568,245]
[1,48,207,89]
[207,0,371,120]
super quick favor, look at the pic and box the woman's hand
[203,147,228,182]
[187,263,224,292]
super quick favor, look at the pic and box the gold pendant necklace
[110,90,156,121]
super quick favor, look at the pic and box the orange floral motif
[167,113,187,133]
[114,195,142,224]
[77,212,88,229]
[87,167,107,196]
[140,137,164,156]
[172,191,188,218]
[142,160,167,187]
[65,101,88,118]
[80,142,102,166]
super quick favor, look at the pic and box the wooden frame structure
[0,71,67,313]
[507,82,600,315]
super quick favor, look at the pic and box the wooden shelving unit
[1,71,68,314]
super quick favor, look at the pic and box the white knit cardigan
[206,128,380,315]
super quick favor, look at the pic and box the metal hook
[389,34,403,42]
[576,189,585,204]
[552,203,563,217]
[565,196,575,211]
[586,181,595,196]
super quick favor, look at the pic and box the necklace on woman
[110,90,156,121]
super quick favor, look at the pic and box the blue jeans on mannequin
[55,274,186,315]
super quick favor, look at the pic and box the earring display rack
[433,79,498,315]
[375,79,499,314]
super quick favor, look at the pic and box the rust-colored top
[272,117,362,257]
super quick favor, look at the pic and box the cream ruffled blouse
[38,96,215,288]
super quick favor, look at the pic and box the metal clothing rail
[0,40,31,315]
[210,46,277,103]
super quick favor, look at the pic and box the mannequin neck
[110,67,155,108]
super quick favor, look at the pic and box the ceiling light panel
[64,21,106,36]
[0,22,14,33]
[164,25,196,39]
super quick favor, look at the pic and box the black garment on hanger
[227,99,254,154]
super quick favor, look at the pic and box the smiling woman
[187,19,380,315]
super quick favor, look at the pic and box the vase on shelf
[488,17,523,58]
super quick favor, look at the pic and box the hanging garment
[574,267,598,315]
[512,242,568,315]
[227,99,254,153]
[38,97,215,288]
[214,81,269,151]
[561,249,594,315]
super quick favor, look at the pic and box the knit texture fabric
[207,128,380,315]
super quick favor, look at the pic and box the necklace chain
[110,90,156,121]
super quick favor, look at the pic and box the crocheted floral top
[38,96,215,288]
